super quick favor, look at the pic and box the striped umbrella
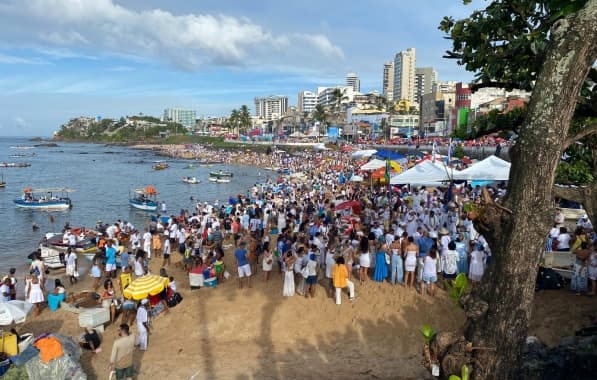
[123,275,169,300]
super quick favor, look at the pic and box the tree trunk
[463,2,597,379]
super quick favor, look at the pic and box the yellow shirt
[332,264,348,288]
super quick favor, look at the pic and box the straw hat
[439,227,449,235]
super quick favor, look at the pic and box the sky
[0,0,481,137]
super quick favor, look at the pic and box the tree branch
[565,122,597,148]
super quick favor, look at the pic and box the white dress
[405,250,417,272]
[28,282,44,304]
[469,250,485,281]
[359,252,371,268]
[262,253,273,271]
[283,269,295,297]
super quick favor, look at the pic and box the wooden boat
[43,231,98,255]
[129,186,159,211]
[208,176,231,183]
[0,162,31,168]
[39,246,65,269]
[209,170,233,178]
[14,187,73,210]
[182,176,200,184]
[152,161,169,170]
[0,173,5,188]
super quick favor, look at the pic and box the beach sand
[16,244,597,380]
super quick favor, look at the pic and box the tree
[438,1,597,379]
[228,109,240,135]
[239,105,252,134]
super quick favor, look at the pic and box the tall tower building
[254,95,288,121]
[346,72,360,93]
[415,67,438,104]
[392,48,416,103]
[382,62,394,102]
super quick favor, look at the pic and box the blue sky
[0,0,480,136]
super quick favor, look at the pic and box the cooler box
[0,330,18,356]
[204,278,217,288]
[78,308,110,328]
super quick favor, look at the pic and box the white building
[316,86,356,108]
[254,95,288,121]
[382,61,394,102]
[471,87,530,109]
[393,48,416,103]
[162,108,196,128]
[297,91,317,114]
[346,72,360,93]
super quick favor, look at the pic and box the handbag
[301,266,309,279]
[385,253,391,265]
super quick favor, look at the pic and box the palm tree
[229,109,240,136]
[312,104,328,139]
[239,105,251,134]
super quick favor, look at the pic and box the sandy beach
[14,240,597,380]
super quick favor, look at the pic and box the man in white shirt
[142,228,152,259]
[135,299,150,350]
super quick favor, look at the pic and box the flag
[384,157,390,183]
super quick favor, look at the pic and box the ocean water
[0,137,264,274]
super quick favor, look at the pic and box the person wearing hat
[135,299,150,351]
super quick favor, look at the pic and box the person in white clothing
[65,248,78,285]
[136,299,150,350]
[142,228,152,259]
[421,248,438,296]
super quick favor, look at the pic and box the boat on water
[182,176,200,184]
[208,176,231,183]
[14,187,73,210]
[129,186,159,211]
[38,246,65,269]
[0,173,5,188]
[152,161,169,170]
[209,170,233,178]
[42,230,98,255]
[183,164,196,169]
[0,162,31,168]
[10,146,35,149]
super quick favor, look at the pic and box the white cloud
[0,53,48,65]
[0,0,344,70]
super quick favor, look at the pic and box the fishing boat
[152,161,169,170]
[0,173,5,188]
[0,162,31,168]
[182,176,200,184]
[129,186,159,211]
[208,176,231,183]
[38,245,65,269]
[14,187,73,210]
[42,231,98,255]
[183,164,196,169]
[209,170,233,178]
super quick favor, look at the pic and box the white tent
[351,149,377,159]
[453,155,511,181]
[0,300,33,325]
[350,174,364,182]
[360,159,386,171]
[390,160,455,186]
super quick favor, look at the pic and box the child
[168,276,177,293]
[152,233,162,258]
[90,258,102,291]
[162,236,171,267]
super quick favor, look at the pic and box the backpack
[167,292,183,308]
[536,267,565,290]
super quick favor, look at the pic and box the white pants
[136,327,148,350]
[335,280,355,305]
[144,243,151,259]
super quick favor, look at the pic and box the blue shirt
[235,248,248,266]
[106,246,117,265]
[121,252,130,268]
[418,237,433,257]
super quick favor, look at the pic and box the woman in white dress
[358,235,370,285]
[283,252,296,297]
[403,236,419,289]
[27,274,45,316]
[262,246,273,282]
[469,245,486,283]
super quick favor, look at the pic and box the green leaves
[420,325,437,344]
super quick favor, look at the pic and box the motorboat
[182,176,200,184]
[209,170,233,178]
[0,173,5,188]
[0,162,31,168]
[129,186,159,211]
[208,176,231,183]
[14,187,73,210]
[152,161,169,170]
[42,230,98,255]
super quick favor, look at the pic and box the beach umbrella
[350,175,364,182]
[123,275,169,301]
[0,300,33,325]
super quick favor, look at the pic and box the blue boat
[14,187,73,210]
[129,186,158,211]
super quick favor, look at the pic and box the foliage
[445,273,469,302]
[448,365,470,380]
[228,105,252,134]
[453,144,466,159]
[556,160,594,184]
[420,325,437,345]
[313,104,327,125]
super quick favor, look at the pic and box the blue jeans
[390,255,404,284]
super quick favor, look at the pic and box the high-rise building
[254,95,288,121]
[316,86,355,108]
[392,48,416,103]
[382,62,394,102]
[298,91,317,114]
[415,67,438,105]
[162,108,196,128]
[346,72,360,93]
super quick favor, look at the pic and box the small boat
[208,176,231,183]
[0,173,5,188]
[10,146,35,149]
[39,246,65,269]
[152,161,169,170]
[183,164,196,169]
[129,186,159,211]
[0,162,31,168]
[43,231,98,255]
[10,153,36,158]
[14,187,73,210]
[182,176,200,184]
[209,170,233,178]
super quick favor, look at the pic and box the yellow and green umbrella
[123,274,169,300]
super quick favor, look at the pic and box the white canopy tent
[351,149,378,159]
[453,155,511,181]
[360,159,386,171]
[390,160,456,186]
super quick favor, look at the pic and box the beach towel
[33,336,63,363]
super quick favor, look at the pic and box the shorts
[163,254,170,259]
[306,275,317,285]
[115,366,136,380]
[422,273,437,283]
[105,263,116,272]
[238,264,252,278]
